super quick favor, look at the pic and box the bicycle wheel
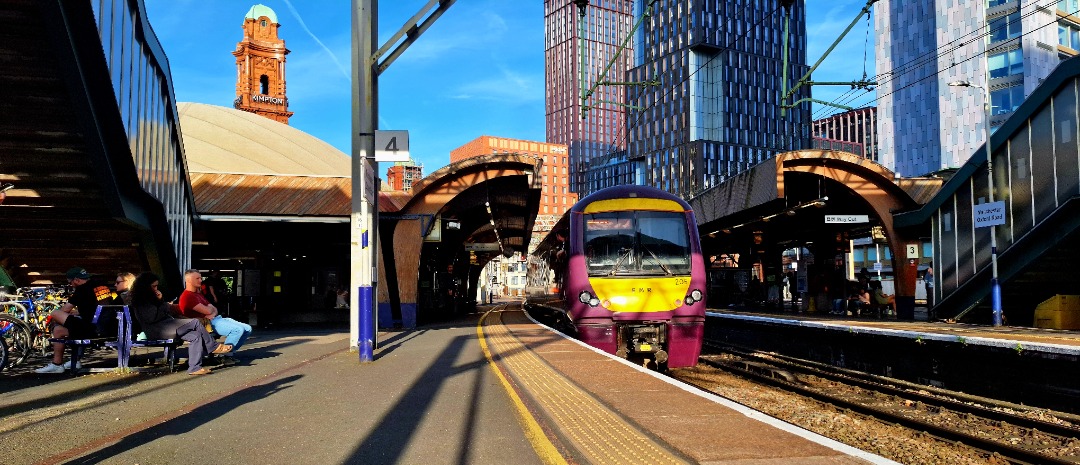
[0,338,7,372]
[0,314,33,367]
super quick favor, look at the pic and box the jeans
[211,315,251,351]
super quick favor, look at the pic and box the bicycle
[0,334,8,372]
[0,286,65,366]
[0,313,33,368]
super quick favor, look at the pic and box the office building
[875,0,1077,177]
[626,1,812,198]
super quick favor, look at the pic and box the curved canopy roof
[177,102,349,176]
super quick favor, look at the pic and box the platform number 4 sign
[374,130,410,162]
[906,244,919,259]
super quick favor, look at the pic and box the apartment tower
[875,0,1076,177]
[544,0,636,195]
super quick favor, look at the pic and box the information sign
[374,130,410,162]
[825,215,869,224]
[974,201,1006,228]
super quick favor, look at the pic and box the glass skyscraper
[625,0,812,198]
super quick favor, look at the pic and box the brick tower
[233,4,293,124]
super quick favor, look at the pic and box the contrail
[282,0,349,79]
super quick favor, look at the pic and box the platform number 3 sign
[906,244,919,259]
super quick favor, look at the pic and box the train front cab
[567,186,706,368]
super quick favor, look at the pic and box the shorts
[62,315,98,339]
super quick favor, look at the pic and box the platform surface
[0,303,894,464]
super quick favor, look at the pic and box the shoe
[211,344,233,355]
[35,363,65,374]
[62,360,81,370]
[188,368,211,375]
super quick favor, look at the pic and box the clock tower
[233,4,293,124]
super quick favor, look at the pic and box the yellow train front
[527,185,705,369]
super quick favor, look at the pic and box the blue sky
[145,1,875,174]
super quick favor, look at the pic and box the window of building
[260,75,269,95]
[1061,0,1080,14]
[990,85,1024,114]
[989,12,1021,43]
[988,49,1023,78]
[988,0,1010,6]
[1061,23,1080,49]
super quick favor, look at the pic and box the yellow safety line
[478,308,569,465]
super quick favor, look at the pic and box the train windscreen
[584,211,691,276]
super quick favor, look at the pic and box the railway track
[682,341,1080,465]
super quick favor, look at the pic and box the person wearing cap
[35,267,114,373]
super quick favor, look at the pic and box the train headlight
[684,296,694,306]
[579,290,600,307]
[690,289,703,302]
[579,291,592,304]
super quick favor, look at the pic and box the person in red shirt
[178,269,251,355]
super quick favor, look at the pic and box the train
[525,185,706,368]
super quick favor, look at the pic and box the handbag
[200,317,214,334]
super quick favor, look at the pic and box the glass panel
[1030,102,1056,223]
[1054,80,1080,203]
[988,51,1007,79]
[584,211,691,276]
[956,178,975,284]
[1007,126,1033,243]
[940,200,958,296]
[972,165,992,271]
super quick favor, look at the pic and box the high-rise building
[875,0,1077,177]
[450,136,578,251]
[626,1,812,198]
[812,107,879,162]
[233,4,293,124]
[544,0,635,195]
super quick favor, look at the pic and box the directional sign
[825,215,869,224]
[465,242,502,252]
[974,201,1006,228]
[374,130,410,162]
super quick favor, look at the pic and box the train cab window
[584,211,691,276]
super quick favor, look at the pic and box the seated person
[35,267,111,374]
[845,282,868,316]
[871,280,896,312]
[130,272,230,375]
[178,269,251,355]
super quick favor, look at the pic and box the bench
[48,305,180,376]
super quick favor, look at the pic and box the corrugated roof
[191,173,350,216]
[191,173,410,217]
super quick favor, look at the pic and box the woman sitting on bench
[871,280,896,316]
[130,272,231,375]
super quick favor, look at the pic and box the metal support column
[352,0,377,361]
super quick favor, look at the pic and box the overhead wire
[579,1,1079,195]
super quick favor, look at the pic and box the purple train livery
[526,185,705,368]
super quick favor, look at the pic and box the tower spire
[233,4,293,124]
